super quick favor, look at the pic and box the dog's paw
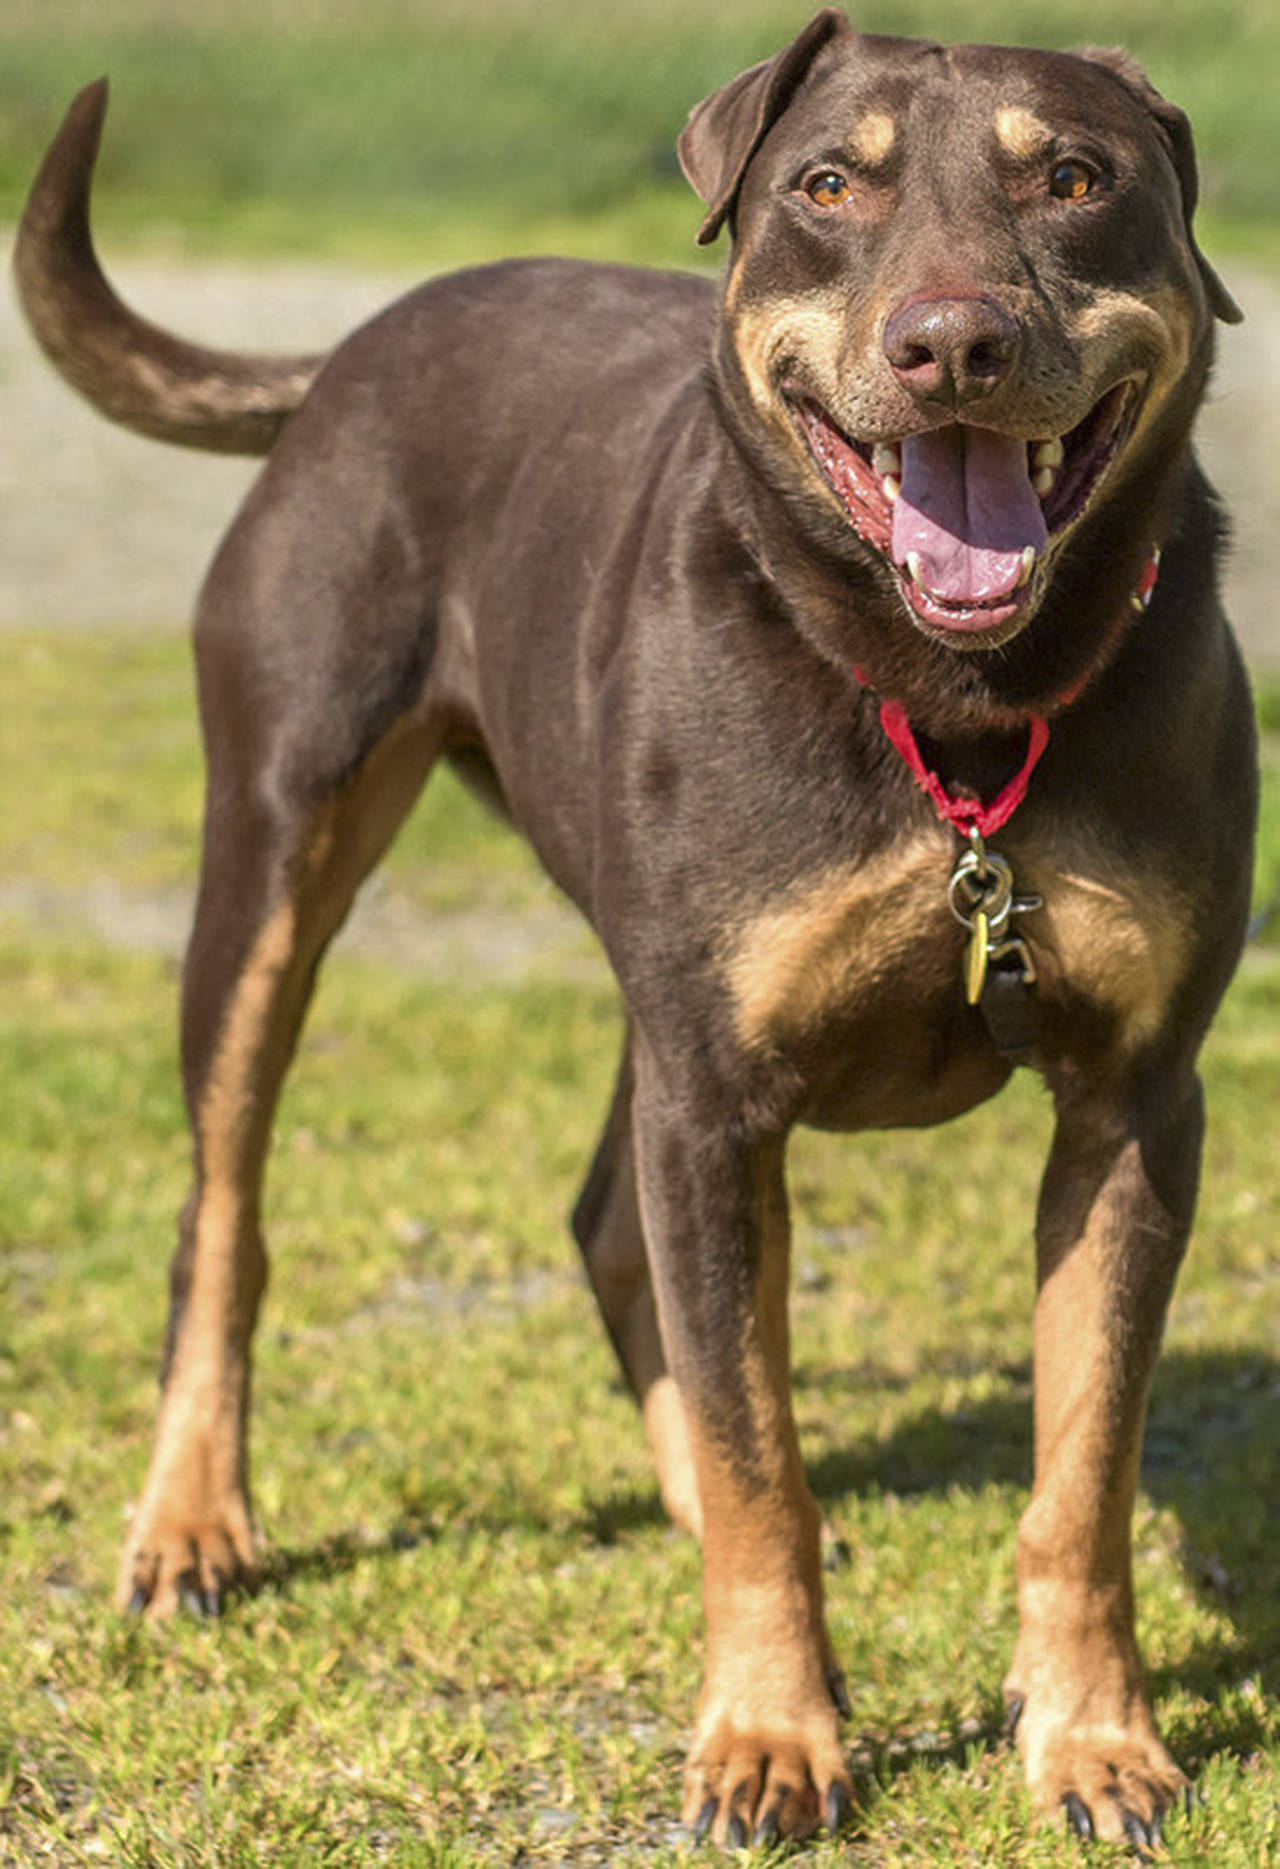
[1016,1706,1188,1856]
[117,1479,256,1619]
[682,1702,852,1846]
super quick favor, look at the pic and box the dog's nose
[882,295,1022,408]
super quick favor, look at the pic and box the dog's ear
[1079,46,1243,325]
[678,9,851,247]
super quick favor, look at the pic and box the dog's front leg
[1007,1075,1202,1848]
[631,1054,851,1845]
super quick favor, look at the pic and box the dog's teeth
[1016,545,1037,588]
[871,440,902,503]
[906,551,925,587]
[1031,438,1063,499]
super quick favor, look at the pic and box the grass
[0,631,1278,1865]
[2,0,1277,269]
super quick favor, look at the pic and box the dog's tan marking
[686,1419,843,1839]
[995,105,1054,161]
[1071,285,1196,417]
[722,830,950,1051]
[848,110,896,167]
[722,247,749,320]
[642,1375,703,1540]
[724,837,1190,1063]
[1019,860,1190,1047]
[195,896,301,1190]
[729,292,848,424]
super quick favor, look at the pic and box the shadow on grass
[257,1522,436,1596]
[256,1485,577,1593]
[254,1470,672,1594]
[259,1348,1277,1680]
[581,1485,671,1545]
[245,1344,1275,1809]
[802,1347,1280,1729]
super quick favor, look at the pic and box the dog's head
[680,9,1239,672]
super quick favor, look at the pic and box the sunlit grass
[2,0,1273,269]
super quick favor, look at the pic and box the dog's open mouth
[792,383,1138,643]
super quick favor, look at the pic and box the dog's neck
[876,543,1162,728]
[727,472,1171,743]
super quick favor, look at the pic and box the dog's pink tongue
[892,427,1047,605]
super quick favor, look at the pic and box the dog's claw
[726,1813,748,1848]
[176,1569,207,1617]
[1121,1809,1154,1859]
[825,1780,852,1833]
[1063,1791,1095,1839]
[753,1808,781,1847]
[826,1664,852,1720]
[125,1587,148,1615]
[1140,1787,1166,1847]
[693,1796,717,1843]
[1003,1694,1025,1739]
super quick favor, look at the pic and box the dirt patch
[0,871,606,982]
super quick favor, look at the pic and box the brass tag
[965,909,990,1005]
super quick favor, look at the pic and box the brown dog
[16,9,1254,1850]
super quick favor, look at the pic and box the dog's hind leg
[572,1033,703,1538]
[119,577,445,1617]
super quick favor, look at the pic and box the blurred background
[3,0,1276,261]
[1,0,1277,659]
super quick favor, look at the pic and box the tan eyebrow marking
[994,105,1054,160]
[848,111,896,167]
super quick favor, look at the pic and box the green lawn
[0,632,1277,1864]
[2,0,1276,269]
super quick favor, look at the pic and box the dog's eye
[1049,159,1096,201]
[804,171,852,209]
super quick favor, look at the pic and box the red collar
[857,548,1160,843]
[873,703,1048,843]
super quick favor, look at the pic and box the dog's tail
[14,81,324,456]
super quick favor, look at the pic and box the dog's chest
[718,826,1189,1125]
[722,828,955,1043]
